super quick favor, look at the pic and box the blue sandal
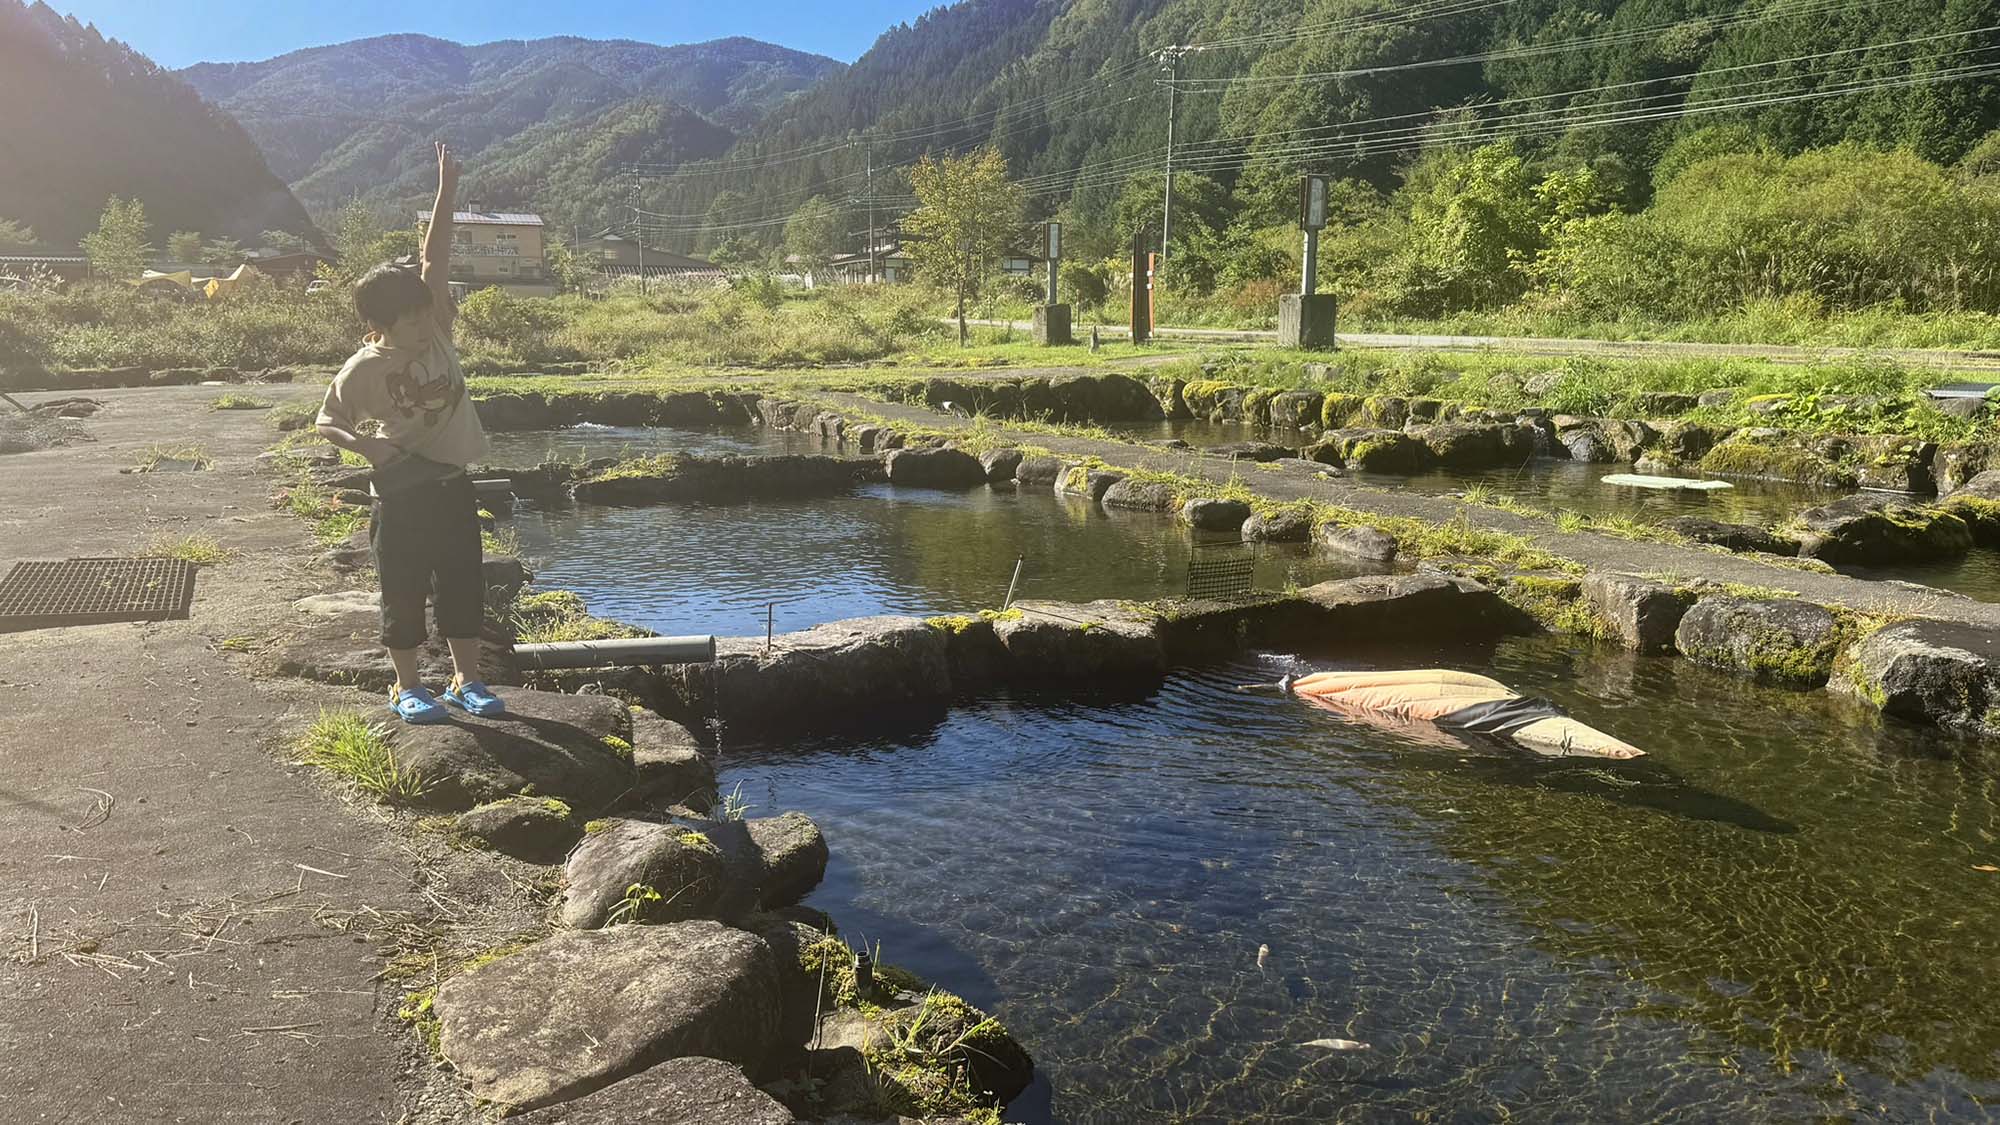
[391,686,450,725]
[444,680,506,717]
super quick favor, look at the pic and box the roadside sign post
[1034,220,1073,346]
[1279,174,1338,350]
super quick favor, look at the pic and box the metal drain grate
[1185,544,1258,602]
[0,558,197,632]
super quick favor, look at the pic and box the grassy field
[974,291,2000,352]
[0,280,1197,376]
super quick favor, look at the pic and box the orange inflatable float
[1249,669,1645,759]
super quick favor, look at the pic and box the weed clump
[144,532,230,565]
[131,444,212,472]
[295,709,429,803]
[209,393,271,411]
[509,590,648,644]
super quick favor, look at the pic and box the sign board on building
[1299,174,1330,231]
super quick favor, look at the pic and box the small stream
[720,640,2000,1123]
[497,424,2000,1121]
[507,479,1373,637]
[493,423,2000,609]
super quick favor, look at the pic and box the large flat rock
[1793,493,1972,565]
[629,708,717,812]
[1299,571,1528,638]
[391,689,636,812]
[1675,596,1842,687]
[560,818,738,928]
[993,600,1167,681]
[1582,572,1695,654]
[513,1057,796,1124]
[885,446,987,489]
[745,812,830,909]
[435,921,783,1113]
[656,616,949,734]
[1836,619,2000,737]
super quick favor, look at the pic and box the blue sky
[45,1,943,66]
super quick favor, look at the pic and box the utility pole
[867,146,878,285]
[1158,46,1187,277]
[631,185,648,298]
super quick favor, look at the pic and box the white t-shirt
[317,319,486,469]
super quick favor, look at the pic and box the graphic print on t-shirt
[382,342,459,427]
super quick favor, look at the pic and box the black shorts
[370,473,483,649]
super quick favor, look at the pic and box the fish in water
[1302,1038,1371,1051]
[1256,944,1270,970]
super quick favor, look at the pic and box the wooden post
[1129,230,1151,345]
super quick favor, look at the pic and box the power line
[1169,0,1879,91]
[1036,51,2000,197]
[1011,21,1998,192]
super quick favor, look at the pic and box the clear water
[509,483,1373,637]
[1843,551,2000,605]
[486,424,810,464]
[501,424,2000,1120]
[719,637,2000,1123]
[1351,461,1841,529]
[1104,422,1836,529]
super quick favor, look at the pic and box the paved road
[968,318,2000,374]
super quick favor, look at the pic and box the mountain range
[626,0,2000,254]
[178,34,843,222]
[0,0,316,248]
[10,0,1995,262]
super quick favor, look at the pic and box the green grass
[480,527,520,556]
[269,402,318,431]
[275,475,369,545]
[143,532,231,565]
[295,709,429,803]
[720,781,751,821]
[209,393,272,410]
[509,590,647,644]
[1166,347,1992,447]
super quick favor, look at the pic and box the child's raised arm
[422,140,461,322]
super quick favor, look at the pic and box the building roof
[601,263,725,279]
[419,210,545,227]
[0,253,86,263]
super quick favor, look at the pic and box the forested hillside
[0,0,315,247]
[179,35,843,223]
[626,0,2000,257]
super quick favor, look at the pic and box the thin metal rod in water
[1003,555,1024,609]
[513,635,716,670]
[766,602,775,655]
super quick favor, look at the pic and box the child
[315,141,504,724]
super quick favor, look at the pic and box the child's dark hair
[353,260,433,330]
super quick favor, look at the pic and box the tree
[166,230,205,262]
[784,196,845,284]
[81,197,152,280]
[1113,172,1229,250]
[319,202,416,284]
[0,218,40,252]
[708,236,768,272]
[259,229,313,255]
[543,239,594,293]
[202,236,244,266]
[902,148,1025,344]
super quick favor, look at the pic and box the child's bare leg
[389,647,423,693]
[445,636,482,688]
